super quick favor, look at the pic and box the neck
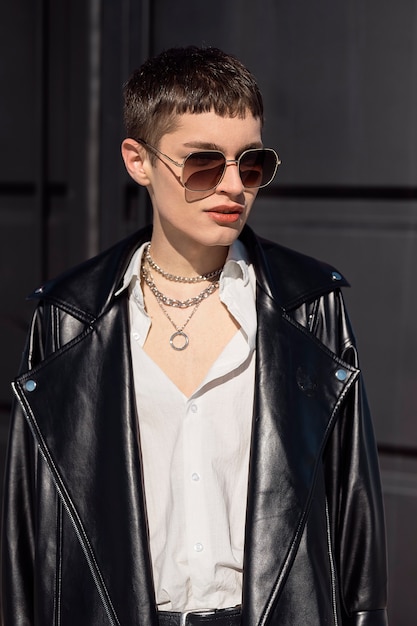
[148,238,229,279]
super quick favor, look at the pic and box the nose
[216,160,245,195]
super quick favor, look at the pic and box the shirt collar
[222,239,251,286]
[114,241,149,297]
[115,239,252,297]
[220,240,257,350]
[115,238,257,351]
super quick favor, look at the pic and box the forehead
[160,110,263,151]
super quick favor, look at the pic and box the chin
[209,227,243,248]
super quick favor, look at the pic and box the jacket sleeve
[1,399,38,625]
[1,304,60,625]
[1,308,44,624]
[311,289,388,625]
[2,301,92,624]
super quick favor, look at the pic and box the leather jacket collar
[29,224,349,320]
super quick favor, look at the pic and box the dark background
[1,1,416,623]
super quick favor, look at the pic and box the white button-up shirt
[117,240,257,612]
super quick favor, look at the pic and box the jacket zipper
[325,499,339,626]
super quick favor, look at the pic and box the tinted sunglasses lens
[183,152,226,191]
[239,149,278,188]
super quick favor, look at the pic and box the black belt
[158,606,241,626]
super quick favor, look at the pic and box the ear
[121,138,151,186]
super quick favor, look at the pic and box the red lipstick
[205,205,243,224]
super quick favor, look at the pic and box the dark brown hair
[123,46,264,148]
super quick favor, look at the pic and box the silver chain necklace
[140,259,219,350]
[141,264,219,308]
[156,297,202,351]
[145,243,223,283]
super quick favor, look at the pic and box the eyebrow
[182,140,264,152]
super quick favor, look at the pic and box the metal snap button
[335,369,347,381]
[24,379,37,392]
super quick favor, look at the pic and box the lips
[205,207,243,224]
[205,205,243,216]
[206,204,243,222]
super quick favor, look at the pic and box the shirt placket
[182,396,213,598]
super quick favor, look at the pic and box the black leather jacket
[1,225,388,625]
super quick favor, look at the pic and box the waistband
[158,606,242,626]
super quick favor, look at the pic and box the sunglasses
[138,139,281,192]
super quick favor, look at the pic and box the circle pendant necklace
[140,251,223,351]
[156,297,202,351]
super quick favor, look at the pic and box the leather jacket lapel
[242,287,359,626]
[13,299,158,625]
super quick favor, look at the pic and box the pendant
[169,330,189,351]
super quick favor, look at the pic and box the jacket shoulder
[28,227,151,322]
[241,227,349,310]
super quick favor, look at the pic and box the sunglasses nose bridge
[216,157,245,191]
[223,158,241,178]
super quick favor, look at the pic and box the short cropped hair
[123,46,264,148]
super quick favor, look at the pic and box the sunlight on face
[145,111,263,253]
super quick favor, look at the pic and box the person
[1,46,388,625]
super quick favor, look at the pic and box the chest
[141,289,240,397]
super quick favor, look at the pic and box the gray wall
[1,1,416,622]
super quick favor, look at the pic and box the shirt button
[132,332,140,341]
[190,403,198,414]
[191,473,200,482]
[194,543,204,552]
